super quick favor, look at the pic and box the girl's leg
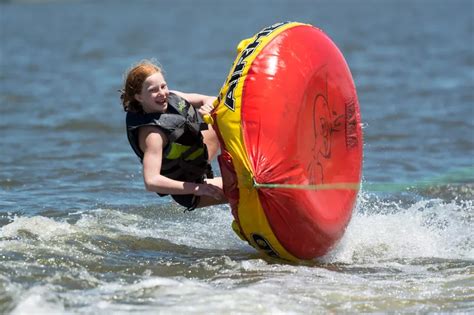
[202,124,220,161]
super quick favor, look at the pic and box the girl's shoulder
[138,125,168,150]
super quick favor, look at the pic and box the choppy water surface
[1,0,473,314]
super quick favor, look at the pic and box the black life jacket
[126,93,211,188]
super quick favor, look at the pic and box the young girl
[121,60,226,210]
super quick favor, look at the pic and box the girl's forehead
[144,72,165,86]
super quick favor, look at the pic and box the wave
[324,193,473,264]
[1,192,472,265]
[1,192,473,314]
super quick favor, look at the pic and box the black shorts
[167,164,213,211]
[171,194,200,211]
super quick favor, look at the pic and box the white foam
[0,216,75,240]
[324,197,474,264]
[10,286,68,315]
[73,206,244,251]
[83,275,298,315]
[162,207,245,250]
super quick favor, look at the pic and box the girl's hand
[197,102,214,117]
[193,182,225,200]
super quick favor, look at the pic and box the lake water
[1,0,473,314]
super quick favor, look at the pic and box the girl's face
[135,72,170,113]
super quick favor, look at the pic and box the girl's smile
[135,72,170,113]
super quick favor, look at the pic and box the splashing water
[1,192,473,314]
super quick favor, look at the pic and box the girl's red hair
[121,60,162,112]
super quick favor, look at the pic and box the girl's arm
[170,90,216,116]
[138,126,224,199]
